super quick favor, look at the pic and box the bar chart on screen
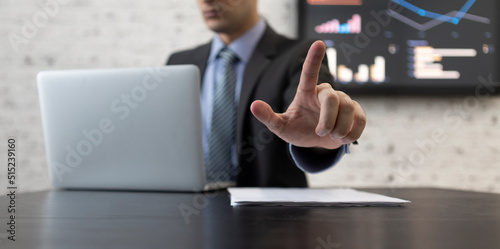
[411,45,477,79]
[315,14,362,34]
[326,47,386,84]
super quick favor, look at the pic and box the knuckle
[340,101,355,113]
[352,100,363,111]
[356,116,367,128]
[321,90,339,104]
[356,115,367,127]
[352,101,367,126]
[336,90,347,97]
[324,93,339,104]
[318,82,331,89]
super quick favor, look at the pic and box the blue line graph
[391,0,476,25]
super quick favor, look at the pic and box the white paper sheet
[227,188,410,207]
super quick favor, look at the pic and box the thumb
[250,100,285,133]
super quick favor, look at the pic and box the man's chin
[204,20,231,33]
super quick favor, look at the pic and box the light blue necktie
[206,48,238,182]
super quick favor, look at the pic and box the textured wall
[0,0,499,195]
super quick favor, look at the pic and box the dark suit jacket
[167,25,335,187]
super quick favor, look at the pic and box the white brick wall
[1,0,499,195]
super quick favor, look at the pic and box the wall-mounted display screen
[299,0,500,94]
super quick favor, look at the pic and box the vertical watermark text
[6,138,17,242]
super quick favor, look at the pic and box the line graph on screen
[388,0,490,31]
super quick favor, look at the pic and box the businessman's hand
[250,40,366,150]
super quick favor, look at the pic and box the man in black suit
[167,0,366,187]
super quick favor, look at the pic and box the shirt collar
[208,18,267,64]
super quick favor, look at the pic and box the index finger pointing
[298,40,327,93]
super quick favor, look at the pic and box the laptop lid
[37,65,210,191]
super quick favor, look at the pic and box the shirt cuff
[289,144,350,173]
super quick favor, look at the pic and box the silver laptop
[37,65,234,192]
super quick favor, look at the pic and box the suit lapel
[191,43,212,87]
[236,26,279,146]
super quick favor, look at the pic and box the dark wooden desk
[1,188,499,249]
